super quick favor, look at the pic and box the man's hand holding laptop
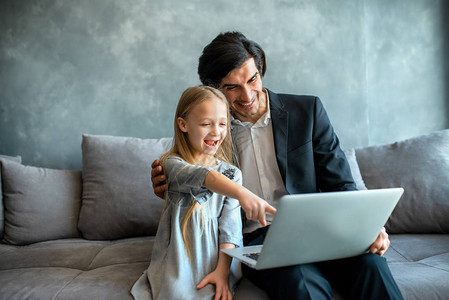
[370,226,390,256]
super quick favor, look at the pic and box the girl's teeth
[205,140,217,146]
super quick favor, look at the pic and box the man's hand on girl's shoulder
[151,159,167,199]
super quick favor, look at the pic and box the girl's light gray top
[131,156,243,300]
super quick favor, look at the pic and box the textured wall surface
[365,0,449,144]
[0,0,448,170]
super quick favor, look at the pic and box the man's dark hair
[198,32,266,88]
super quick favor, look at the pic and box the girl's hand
[238,192,277,227]
[203,170,276,226]
[196,270,232,300]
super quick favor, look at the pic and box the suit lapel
[267,90,289,184]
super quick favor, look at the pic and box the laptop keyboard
[243,252,260,261]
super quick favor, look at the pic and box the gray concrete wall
[1,0,447,170]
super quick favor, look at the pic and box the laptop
[222,188,404,270]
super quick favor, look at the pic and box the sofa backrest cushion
[0,155,22,240]
[1,159,82,245]
[78,134,173,240]
[343,149,367,190]
[355,129,449,233]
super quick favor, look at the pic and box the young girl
[131,86,270,300]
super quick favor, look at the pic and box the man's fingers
[152,174,166,187]
[150,159,166,199]
[370,240,382,253]
[371,246,386,256]
[154,184,167,199]
[370,238,387,255]
[151,165,163,178]
[151,159,160,169]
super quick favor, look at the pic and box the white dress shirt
[231,92,288,233]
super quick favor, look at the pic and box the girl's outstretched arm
[196,243,234,300]
[204,170,276,227]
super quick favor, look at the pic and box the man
[152,31,403,299]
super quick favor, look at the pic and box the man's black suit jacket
[267,89,356,194]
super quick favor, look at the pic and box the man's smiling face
[219,58,266,124]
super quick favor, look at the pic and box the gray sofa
[1,130,448,300]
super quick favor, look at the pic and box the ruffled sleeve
[164,156,213,204]
[218,166,243,247]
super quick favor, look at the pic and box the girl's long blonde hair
[160,86,234,259]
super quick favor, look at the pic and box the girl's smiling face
[177,96,228,166]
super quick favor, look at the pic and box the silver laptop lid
[254,188,404,269]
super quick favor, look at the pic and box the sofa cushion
[1,160,81,245]
[0,237,154,300]
[78,134,173,240]
[0,237,154,271]
[0,155,22,240]
[385,234,449,299]
[355,129,449,233]
[343,149,367,190]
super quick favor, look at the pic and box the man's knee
[352,254,403,300]
[265,264,332,300]
[357,253,389,273]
